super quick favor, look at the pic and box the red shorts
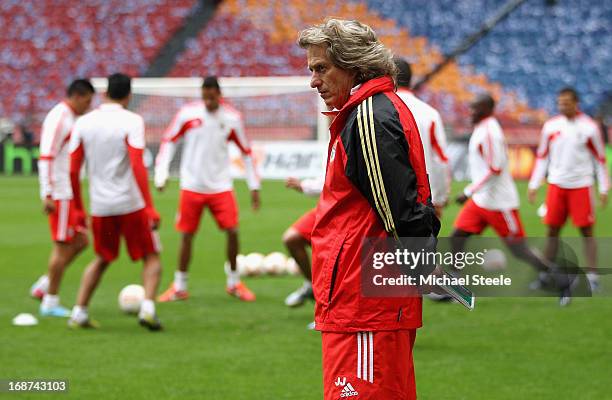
[48,199,85,243]
[322,330,417,400]
[92,209,161,262]
[544,184,594,228]
[176,190,238,233]
[454,199,525,238]
[291,208,317,243]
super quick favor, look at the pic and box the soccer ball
[236,254,247,276]
[244,252,265,276]
[482,249,507,271]
[285,257,300,276]
[118,284,145,314]
[263,252,288,275]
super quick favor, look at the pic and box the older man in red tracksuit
[299,19,440,400]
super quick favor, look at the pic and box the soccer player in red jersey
[32,79,94,317]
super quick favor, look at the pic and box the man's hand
[527,188,538,204]
[42,197,55,215]
[455,193,469,205]
[251,190,260,211]
[600,192,608,208]
[154,171,168,193]
[285,177,303,193]
[147,208,161,230]
[75,209,88,229]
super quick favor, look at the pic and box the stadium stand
[367,0,612,116]
[0,0,196,124]
[1,0,609,144]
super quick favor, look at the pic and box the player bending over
[155,76,260,302]
[283,176,323,308]
[31,79,95,317]
[453,94,572,306]
[528,87,609,291]
[68,73,163,330]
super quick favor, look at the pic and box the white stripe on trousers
[357,332,374,383]
[57,200,69,241]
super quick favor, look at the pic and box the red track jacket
[312,76,440,332]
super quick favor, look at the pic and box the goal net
[91,77,328,179]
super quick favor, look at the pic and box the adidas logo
[335,377,358,398]
[340,383,358,397]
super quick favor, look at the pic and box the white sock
[71,306,88,323]
[227,269,240,288]
[174,271,188,292]
[139,299,156,317]
[32,275,49,294]
[587,272,599,282]
[302,280,312,289]
[42,294,59,309]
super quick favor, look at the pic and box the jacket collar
[327,76,395,132]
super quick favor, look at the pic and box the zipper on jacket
[328,257,340,305]
[397,308,403,322]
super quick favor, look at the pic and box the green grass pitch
[0,176,611,399]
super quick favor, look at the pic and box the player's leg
[209,190,255,301]
[542,183,568,263]
[69,215,119,328]
[283,209,316,307]
[140,252,163,331]
[40,233,88,317]
[322,330,417,400]
[31,199,88,301]
[568,186,598,290]
[159,190,205,302]
[580,225,598,291]
[121,208,164,330]
[68,256,110,328]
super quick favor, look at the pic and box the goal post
[91,76,329,179]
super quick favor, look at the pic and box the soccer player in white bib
[453,94,572,305]
[394,58,451,218]
[155,76,260,302]
[67,73,163,330]
[31,79,95,317]
[528,87,609,291]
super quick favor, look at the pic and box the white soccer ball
[236,254,247,276]
[244,252,265,276]
[482,249,507,271]
[263,252,288,275]
[285,257,300,276]
[118,284,145,314]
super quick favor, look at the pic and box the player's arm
[428,111,451,207]
[38,111,65,213]
[228,118,261,210]
[527,125,552,203]
[460,129,502,203]
[128,117,160,228]
[154,110,199,191]
[68,124,86,226]
[345,101,439,239]
[586,124,610,207]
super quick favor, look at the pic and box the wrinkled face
[557,93,578,118]
[202,87,221,112]
[72,93,94,115]
[307,45,356,110]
